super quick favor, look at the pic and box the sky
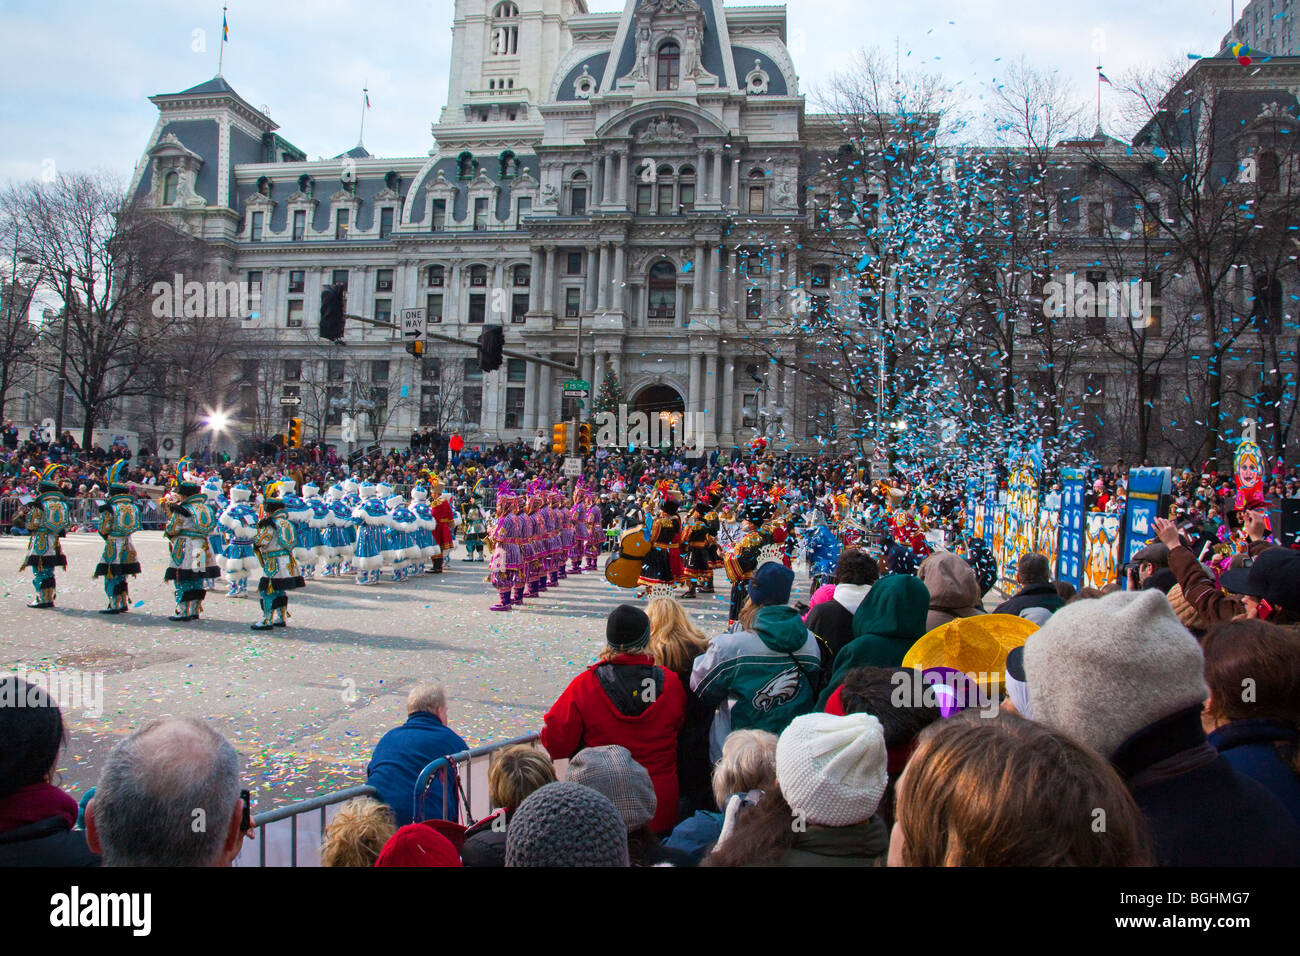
[0,0,1250,185]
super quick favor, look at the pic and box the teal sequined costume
[252,486,305,630]
[93,460,142,614]
[21,467,71,608]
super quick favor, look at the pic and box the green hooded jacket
[816,574,930,709]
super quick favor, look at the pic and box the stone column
[529,249,542,312]
[492,262,505,321]
[543,249,554,313]
[688,349,701,416]
[692,243,705,311]
[782,360,796,441]
[448,264,462,327]
[613,244,626,311]
[711,151,723,206]
[703,352,719,444]
[592,350,605,398]
[597,243,610,310]
[729,156,740,211]
[707,245,720,311]
[721,354,735,445]
[617,151,628,206]
[537,361,552,426]
[582,352,594,388]
[585,246,597,312]
[524,360,538,430]
[696,148,707,200]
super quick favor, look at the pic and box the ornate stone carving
[636,116,692,144]
[574,64,597,99]
[745,59,770,95]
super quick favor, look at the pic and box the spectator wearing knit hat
[566,745,691,866]
[540,605,686,834]
[505,781,629,867]
[374,822,462,867]
[692,562,822,762]
[706,712,890,867]
[1024,589,1300,866]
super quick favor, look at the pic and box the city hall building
[122,0,1298,463]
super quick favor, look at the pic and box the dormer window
[657,42,680,91]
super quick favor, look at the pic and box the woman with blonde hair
[666,729,777,865]
[320,797,397,867]
[647,596,713,815]
[461,745,557,867]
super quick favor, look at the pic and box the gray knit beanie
[504,781,629,867]
[565,745,657,830]
[1023,588,1208,760]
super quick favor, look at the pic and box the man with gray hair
[992,552,1065,622]
[366,681,468,826]
[85,717,248,866]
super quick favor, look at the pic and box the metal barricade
[237,784,380,868]
[69,499,101,531]
[0,497,25,533]
[413,732,547,826]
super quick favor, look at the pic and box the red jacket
[540,653,686,833]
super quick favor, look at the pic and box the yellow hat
[902,614,1039,695]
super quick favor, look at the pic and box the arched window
[470,264,488,287]
[748,169,766,214]
[648,261,677,319]
[499,150,517,179]
[427,265,445,287]
[1259,150,1280,192]
[570,170,588,215]
[162,170,178,206]
[385,171,400,191]
[491,2,519,56]
[458,151,476,180]
[657,42,680,91]
[656,164,675,214]
[297,173,314,196]
[678,165,695,213]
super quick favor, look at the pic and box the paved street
[0,531,736,811]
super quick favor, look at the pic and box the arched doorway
[632,384,686,450]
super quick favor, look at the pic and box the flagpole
[218,5,227,76]
[358,85,368,147]
[1096,63,1102,131]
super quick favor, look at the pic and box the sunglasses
[240,789,253,833]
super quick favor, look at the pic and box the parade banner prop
[994,494,1009,589]
[1083,512,1122,590]
[1057,467,1087,588]
[1233,425,1264,510]
[1038,507,1060,577]
[1002,443,1042,591]
[965,476,979,539]
[1122,467,1172,585]
[983,473,997,550]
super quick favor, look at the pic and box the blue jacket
[366,712,468,826]
[1208,719,1300,826]
[664,809,724,865]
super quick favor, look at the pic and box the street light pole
[54,266,72,442]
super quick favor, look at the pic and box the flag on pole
[222,9,229,41]
[1097,70,1112,85]
[365,91,371,108]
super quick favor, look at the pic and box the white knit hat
[776,712,888,827]
[1024,588,1208,760]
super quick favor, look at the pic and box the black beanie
[606,604,651,653]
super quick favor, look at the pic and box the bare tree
[0,213,43,421]
[4,172,199,448]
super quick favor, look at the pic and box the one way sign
[400,308,426,338]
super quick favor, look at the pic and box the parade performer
[461,486,488,561]
[93,460,142,614]
[802,508,842,593]
[637,482,686,598]
[584,488,606,571]
[351,482,388,585]
[682,485,723,599]
[522,485,545,597]
[324,483,355,577]
[202,477,228,584]
[218,482,259,598]
[20,465,71,609]
[552,490,572,581]
[723,500,778,624]
[385,493,418,583]
[569,484,590,574]
[300,482,332,579]
[542,489,563,588]
[409,483,438,574]
[162,458,220,622]
[279,479,316,579]
[251,481,304,630]
[427,473,457,574]
[488,489,524,610]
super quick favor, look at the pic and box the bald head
[89,717,241,866]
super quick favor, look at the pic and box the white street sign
[563,457,583,477]
[400,308,426,338]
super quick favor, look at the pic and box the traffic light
[552,423,567,455]
[320,283,346,341]
[287,417,303,449]
[578,423,591,454]
[405,340,424,357]
[477,324,504,372]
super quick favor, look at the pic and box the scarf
[0,783,79,834]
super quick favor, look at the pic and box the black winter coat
[0,815,99,867]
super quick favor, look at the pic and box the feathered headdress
[36,463,65,492]
[106,459,129,491]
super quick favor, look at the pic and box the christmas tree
[591,366,626,420]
